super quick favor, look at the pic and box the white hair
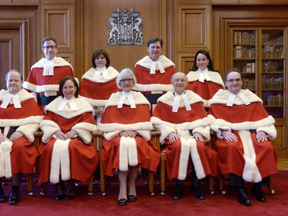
[116,68,137,89]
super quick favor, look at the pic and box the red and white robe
[151,90,218,180]
[23,57,77,113]
[36,96,99,186]
[98,91,160,177]
[79,66,120,123]
[208,89,278,183]
[133,55,176,95]
[0,89,43,178]
[186,69,224,108]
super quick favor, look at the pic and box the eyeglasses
[43,46,56,49]
[120,78,134,83]
[226,78,242,83]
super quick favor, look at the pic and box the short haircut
[191,49,216,72]
[147,37,163,48]
[92,49,110,68]
[171,72,188,83]
[5,69,23,82]
[59,76,79,98]
[224,68,242,81]
[116,68,137,89]
[42,36,58,48]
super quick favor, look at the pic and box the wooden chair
[210,131,275,195]
[156,130,214,196]
[34,131,96,196]
[96,131,156,197]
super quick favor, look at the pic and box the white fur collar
[187,70,224,87]
[31,57,73,69]
[209,89,262,106]
[81,66,119,82]
[135,55,175,69]
[45,96,94,118]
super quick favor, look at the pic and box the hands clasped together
[55,130,78,140]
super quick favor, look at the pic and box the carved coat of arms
[107,8,143,46]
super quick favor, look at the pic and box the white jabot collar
[0,92,21,109]
[198,68,211,83]
[227,92,251,106]
[150,60,165,74]
[43,57,55,76]
[117,91,136,109]
[172,91,191,112]
[93,67,110,81]
[58,97,78,110]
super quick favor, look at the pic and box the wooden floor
[277,158,288,171]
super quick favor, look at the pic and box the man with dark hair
[133,37,176,106]
[23,36,77,113]
[208,68,278,205]
[0,69,43,205]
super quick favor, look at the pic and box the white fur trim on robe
[50,139,71,184]
[151,90,210,143]
[119,137,138,172]
[81,66,119,82]
[0,141,13,178]
[208,89,276,139]
[239,131,262,183]
[72,122,96,144]
[135,55,175,69]
[40,120,61,143]
[44,96,94,118]
[187,70,225,87]
[98,91,153,141]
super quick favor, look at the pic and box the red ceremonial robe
[151,90,217,180]
[36,96,99,186]
[98,91,160,177]
[133,55,176,94]
[186,70,224,108]
[23,57,77,113]
[0,89,43,178]
[208,89,278,183]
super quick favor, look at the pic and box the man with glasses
[24,36,77,113]
[208,68,278,206]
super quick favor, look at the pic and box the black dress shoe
[191,186,205,200]
[238,188,251,205]
[128,195,137,202]
[252,186,266,202]
[172,184,183,200]
[55,183,64,201]
[8,190,20,205]
[118,198,127,206]
[64,182,75,200]
[0,188,6,203]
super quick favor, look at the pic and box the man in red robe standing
[0,70,43,205]
[133,37,177,106]
[23,36,77,113]
[152,72,218,200]
[208,68,278,205]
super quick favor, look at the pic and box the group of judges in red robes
[0,36,277,207]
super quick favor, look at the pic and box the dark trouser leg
[252,177,268,202]
[12,173,23,187]
[0,178,6,202]
[9,173,22,205]
[229,173,251,205]
[191,169,205,200]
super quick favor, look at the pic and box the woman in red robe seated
[98,68,160,206]
[37,76,99,201]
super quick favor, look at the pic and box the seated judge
[36,76,99,201]
[208,68,278,205]
[0,69,43,205]
[151,72,218,200]
[98,68,160,206]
